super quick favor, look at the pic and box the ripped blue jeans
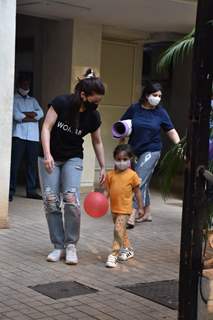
[133,151,161,208]
[38,157,83,249]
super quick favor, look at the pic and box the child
[105,144,144,268]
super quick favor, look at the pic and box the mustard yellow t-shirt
[106,168,141,215]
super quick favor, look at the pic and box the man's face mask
[18,88,30,97]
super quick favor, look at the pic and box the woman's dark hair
[139,82,162,104]
[113,144,133,159]
[74,68,105,96]
[69,68,105,126]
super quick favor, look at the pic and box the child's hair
[113,144,133,159]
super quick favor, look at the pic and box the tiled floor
[0,190,182,320]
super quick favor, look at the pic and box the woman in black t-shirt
[38,69,106,265]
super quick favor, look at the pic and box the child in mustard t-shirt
[105,144,144,268]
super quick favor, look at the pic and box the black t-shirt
[40,94,102,161]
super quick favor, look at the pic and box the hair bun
[84,68,96,79]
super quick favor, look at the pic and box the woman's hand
[99,167,106,185]
[44,155,55,173]
[41,107,58,174]
[91,128,106,184]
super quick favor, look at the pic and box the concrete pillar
[0,1,16,228]
[70,19,103,190]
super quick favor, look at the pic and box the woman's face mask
[82,93,102,111]
[147,94,161,107]
[84,100,99,111]
[114,160,131,171]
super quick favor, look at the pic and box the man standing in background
[9,74,44,202]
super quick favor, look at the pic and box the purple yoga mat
[112,120,132,139]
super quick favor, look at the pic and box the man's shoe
[66,244,78,265]
[27,193,42,200]
[46,249,65,262]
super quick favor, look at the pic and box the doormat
[118,279,178,310]
[29,281,98,300]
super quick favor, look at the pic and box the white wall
[0,0,16,227]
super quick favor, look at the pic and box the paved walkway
[0,190,182,320]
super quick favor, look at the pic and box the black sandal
[126,223,135,229]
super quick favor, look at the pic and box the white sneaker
[66,244,78,265]
[46,249,64,262]
[118,248,134,261]
[106,254,118,268]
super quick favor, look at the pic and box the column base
[0,217,9,229]
[80,186,94,194]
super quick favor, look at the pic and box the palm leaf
[209,160,213,173]
[159,137,187,200]
[157,19,213,73]
[159,139,213,201]
[157,29,195,73]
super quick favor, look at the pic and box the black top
[40,94,101,161]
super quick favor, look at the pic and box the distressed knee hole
[75,165,83,171]
[44,188,60,212]
[63,189,79,207]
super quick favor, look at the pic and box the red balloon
[84,192,109,218]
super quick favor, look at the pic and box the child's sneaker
[118,248,134,261]
[106,254,118,268]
